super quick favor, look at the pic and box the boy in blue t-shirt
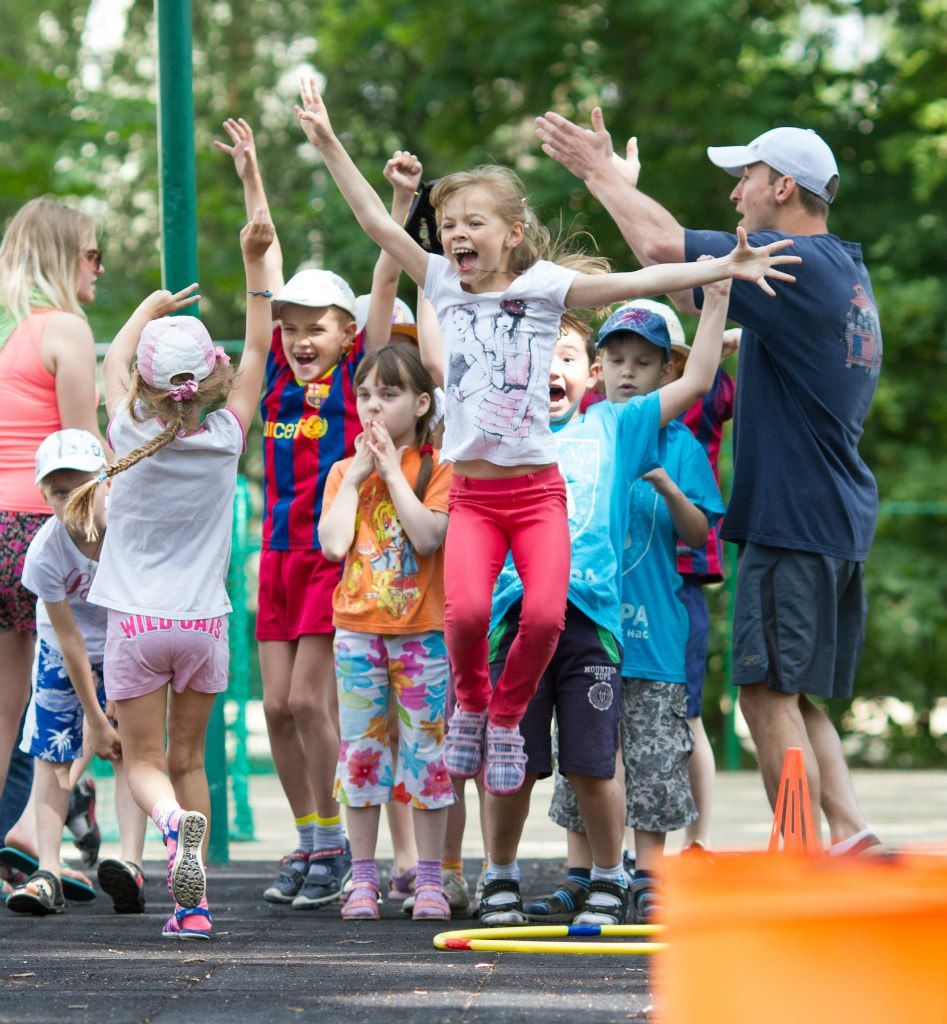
[480,278,731,928]
[549,295,726,925]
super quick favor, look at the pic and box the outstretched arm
[364,150,424,352]
[214,117,284,294]
[565,227,799,309]
[103,286,201,413]
[656,263,731,427]
[295,77,430,288]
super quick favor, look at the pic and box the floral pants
[333,628,454,810]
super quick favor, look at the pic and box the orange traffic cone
[767,747,819,854]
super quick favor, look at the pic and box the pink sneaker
[162,898,212,940]
[443,706,488,779]
[341,882,380,920]
[483,722,527,795]
[411,884,450,921]
[165,810,207,909]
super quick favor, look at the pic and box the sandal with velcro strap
[6,869,65,916]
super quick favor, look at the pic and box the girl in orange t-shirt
[320,344,453,922]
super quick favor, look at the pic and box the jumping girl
[319,344,454,921]
[64,208,275,939]
[294,76,799,797]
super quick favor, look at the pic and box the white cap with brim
[621,299,689,355]
[35,429,106,484]
[272,269,356,318]
[707,127,839,203]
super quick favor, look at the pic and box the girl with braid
[64,208,275,940]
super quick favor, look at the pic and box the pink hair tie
[169,379,199,402]
[214,345,231,364]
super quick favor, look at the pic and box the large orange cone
[767,746,819,854]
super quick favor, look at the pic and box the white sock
[485,857,520,882]
[151,798,182,837]
[829,827,875,856]
[591,862,627,886]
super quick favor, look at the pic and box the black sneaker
[97,858,146,914]
[291,841,352,909]
[7,870,65,916]
[524,877,588,923]
[631,877,663,924]
[263,850,310,904]
[574,880,630,925]
[478,878,527,926]
[66,779,100,868]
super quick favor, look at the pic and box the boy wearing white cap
[537,111,882,855]
[6,430,147,917]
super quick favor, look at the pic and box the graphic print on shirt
[843,283,883,376]
[345,489,421,618]
[623,478,659,575]
[447,298,540,444]
[556,437,599,544]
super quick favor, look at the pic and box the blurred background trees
[2,0,943,763]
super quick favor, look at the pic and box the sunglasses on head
[82,248,103,271]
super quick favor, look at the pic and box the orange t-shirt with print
[323,449,451,635]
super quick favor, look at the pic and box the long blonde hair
[64,359,235,541]
[0,197,94,323]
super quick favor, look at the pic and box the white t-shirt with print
[21,516,108,660]
[88,403,245,619]
[424,255,578,466]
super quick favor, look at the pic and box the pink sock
[416,859,441,889]
[152,798,182,836]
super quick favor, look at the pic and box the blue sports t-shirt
[621,422,724,682]
[684,229,882,561]
[491,393,663,645]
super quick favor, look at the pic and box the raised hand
[348,431,378,486]
[139,283,200,320]
[366,420,407,484]
[727,226,801,296]
[240,206,275,260]
[384,150,423,199]
[535,106,614,181]
[721,327,742,359]
[295,76,334,148]
[641,466,674,496]
[213,117,259,181]
[611,135,641,190]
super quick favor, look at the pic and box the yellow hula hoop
[433,923,667,956]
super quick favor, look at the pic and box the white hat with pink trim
[136,316,225,399]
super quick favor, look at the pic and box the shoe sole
[97,860,145,915]
[291,866,353,909]
[170,812,206,909]
[162,929,211,940]
[263,888,299,904]
[6,892,63,916]
[479,910,527,926]
[444,763,482,781]
[483,779,525,797]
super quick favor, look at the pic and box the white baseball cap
[137,316,219,392]
[35,429,106,484]
[620,299,689,355]
[272,269,356,318]
[707,127,839,203]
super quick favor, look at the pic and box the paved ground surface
[1,860,654,1024]
[4,770,946,1023]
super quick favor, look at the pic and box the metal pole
[155,0,229,863]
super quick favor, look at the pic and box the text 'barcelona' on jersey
[260,325,365,551]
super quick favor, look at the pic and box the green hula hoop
[433,923,667,956]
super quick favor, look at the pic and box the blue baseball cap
[596,306,672,359]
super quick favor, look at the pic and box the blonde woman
[0,199,104,836]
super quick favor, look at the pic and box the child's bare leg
[4,780,37,851]
[443,777,467,863]
[289,635,341,820]
[259,639,317,818]
[412,806,448,865]
[484,776,538,865]
[112,758,147,864]
[634,829,667,873]
[684,716,715,847]
[385,800,417,874]
[167,688,218,857]
[568,773,625,869]
[345,805,381,862]
[67,747,93,788]
[566,828,592,870]
[34,759,71,877]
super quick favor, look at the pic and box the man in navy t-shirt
[536,112,881,854]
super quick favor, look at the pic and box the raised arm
[364,151,424,352]
[102,286,201,413]
[226,207,277,435]
[656,265,731,427]
[214,117,284,294]
[416,290,444,388]
[565,227,798,309]
[295,77,429,287]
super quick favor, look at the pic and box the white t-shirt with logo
[424,255,578,466]
[21,516,108,660]
[89,403,245,619]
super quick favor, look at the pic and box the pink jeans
[444,466,570,727]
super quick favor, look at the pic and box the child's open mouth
[453,248,478,272]
[294,352,317,366]
[549,385,566,402]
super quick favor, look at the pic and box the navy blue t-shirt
[684,229,882,561]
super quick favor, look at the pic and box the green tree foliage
[1,0,943,762]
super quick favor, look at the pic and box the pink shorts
[255,548,341,641]
[104,610,229,701]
